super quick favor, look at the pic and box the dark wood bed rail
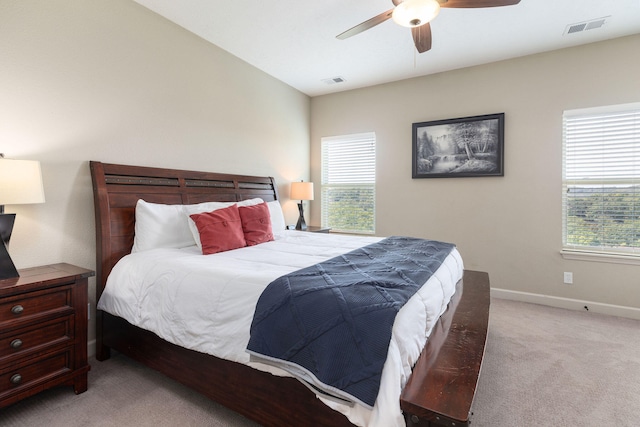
[401,270,489,427]
[89,161,490,427]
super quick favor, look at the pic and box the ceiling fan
[336,0,521,53]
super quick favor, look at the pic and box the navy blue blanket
[246,236,455,408]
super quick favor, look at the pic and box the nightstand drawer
[0,349,72,396]
[0,316,73,365]
[0,263,93,408]
[0,286,73,324]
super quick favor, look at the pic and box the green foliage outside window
[566,188,640,250]
[323,187,374,234]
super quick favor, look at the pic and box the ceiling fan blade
[336,9,395,40]
[412,23,432,53]
[439,0,520,7]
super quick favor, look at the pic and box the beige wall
[311,35,640,315]
[0,0,311,348]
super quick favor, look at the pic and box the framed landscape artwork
[412,113,504,178]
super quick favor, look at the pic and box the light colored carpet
[472,298,640,427]
[1,298,638,426]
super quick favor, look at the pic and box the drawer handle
[10,339,23,349]
[11,305,24,315]
[10,374,22,385]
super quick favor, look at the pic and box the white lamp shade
[392,0,441,28]
[290,181,314,201]
[0,159,46,205]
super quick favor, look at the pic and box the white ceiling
[134,0,640,97]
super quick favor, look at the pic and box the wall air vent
[564,16,609,35]
[322,76,346,85]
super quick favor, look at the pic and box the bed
[90,161,490,427]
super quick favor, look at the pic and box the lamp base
[295,202,307,231]
[0,214,19,280]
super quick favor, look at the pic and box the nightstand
[303,226,331,233]
[0,263,94,408]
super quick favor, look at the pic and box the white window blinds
[562,103,640,255]
[321,133,376,234]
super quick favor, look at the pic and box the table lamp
[0,155,46,279]
[290,181,314,231]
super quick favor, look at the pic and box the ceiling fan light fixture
[392,0,441,28]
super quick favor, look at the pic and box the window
[321,133,375,234]
[562,103,640,259]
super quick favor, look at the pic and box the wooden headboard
[89,161,279,299]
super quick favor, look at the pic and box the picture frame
[412,113,504,178]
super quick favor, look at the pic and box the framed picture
[412,113,504,178]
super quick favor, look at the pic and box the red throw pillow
[189,204,246,255]
[238,202,274,246]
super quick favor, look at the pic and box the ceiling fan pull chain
[414,40,417,68]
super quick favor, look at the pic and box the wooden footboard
[402,270,490,427]
[90,161,490,427]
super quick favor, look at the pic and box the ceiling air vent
[564,16,609,35]
[322,76,346,85]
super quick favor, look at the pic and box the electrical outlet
[563,272,573,284]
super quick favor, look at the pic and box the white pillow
[185,198,264,250]
[238,198,265,207]
[267,200,286,232]
[132,200,195,253]
[183,201,233,216]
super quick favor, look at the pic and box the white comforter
[98,231,463,427]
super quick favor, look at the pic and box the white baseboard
[491,288,640,321]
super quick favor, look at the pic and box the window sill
[561,249,640,266]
